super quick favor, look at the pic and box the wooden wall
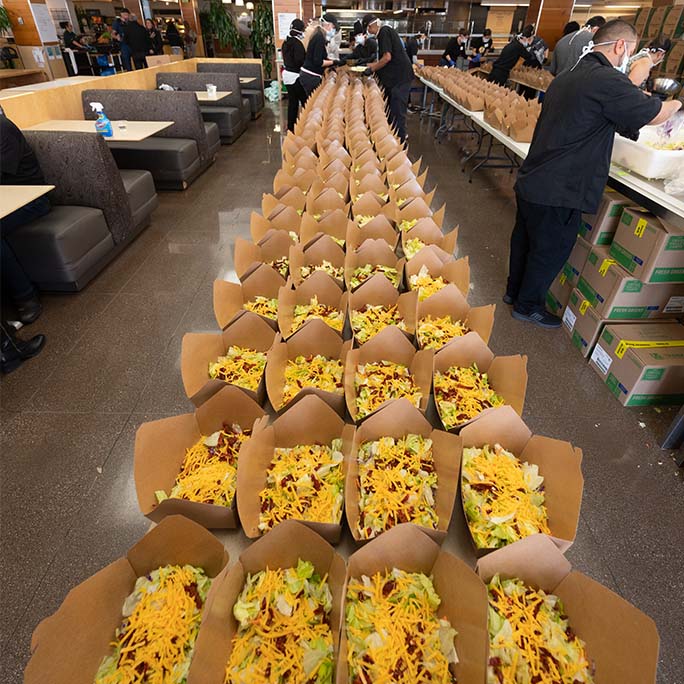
[4,0,41,45]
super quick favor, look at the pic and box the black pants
[285,79,307,132]
[1,197,50,302]
[489,68,509,86]
[299,71,322,99]
[131,52,147,70]
[506,194,580,315]
[386,80,411,143]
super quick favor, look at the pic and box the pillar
[526,0,574,49]
[180,0,204,57]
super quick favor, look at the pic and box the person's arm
[602,73,671,131]
[628,53,657,87]
[649,100,682,126]
[368,51,392,72]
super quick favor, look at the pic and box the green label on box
[626,393,684,407]
[562,263,574,281]
[602,329,615,344]
[623,280,642,293]
[607,306,649,319]
[610,242,636,273]
[606,373,621,398]
[621,211,634,226]
[597,232,613,246]
[572,331,585,351]
[588,252,598,266]
[577,277,598,305]
[642,368,665,381]
[609,205,624,218]
[545,291,560,312]
[650,267,684,283]
[579,221,591,238]
[665,235,684,251]
[570,290,579,306]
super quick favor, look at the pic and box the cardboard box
[236,395,354,542]
[561,236,591,288]
[562,287,612,358]
[134,386,267,528]
[213,265,284,330]
[546,270,573,315]
[347,274,417,345]
[319,141,352,169]
[578,245,684,319]
[344,238,406,292]
[579,190,632,246]
[395,196,446,228]
[289,236,346,289]
[277,271,347,339]
[273,166,316,194]
[189,521,346,684]
[663,8,684,40]
[265,319,351,415]
[319,158,351,181]
[405,252,471,298]
[345,400,460,544]
[389,177,436,207]
[433,332,528,431]
[609,207,684,283]
[283,144,318,172]
[309,174,350,201]
[306,187,350,217]
[589,322,684,406]
[249,206,300,245]
[351,191,393,221]
[346,216,399,252]
[25,516,229,684]
[350,172,387,201]
[385,159,423,187]
[402,218,458,260]
[417,283,495,349]
[300,209,354,250]
[262,185,306,215]
[344,326,434,422]
[181,311,276,407]
[336,524,488,684]
[477,534,659,684]
[460,406,583,554]
[234,230,292,281]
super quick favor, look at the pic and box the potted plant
[250,1,274,82]
[200,0,246,57]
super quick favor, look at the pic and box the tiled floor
[1,102,682,684]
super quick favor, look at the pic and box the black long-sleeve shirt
[351,37,377,65]
[123,21,151,55]
[302,29,327,75]
[489,38,529,84]
[282,35,306,72]
[442,37,467,62]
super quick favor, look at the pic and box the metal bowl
[651,77,682,98]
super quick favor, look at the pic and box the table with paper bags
[24,71,660,684]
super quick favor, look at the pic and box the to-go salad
[354,360,422,419]
[462,444,550,549]
[268,256,290,279]
[94,565,211,684]
[356,434,438,539]
[225,559,334,684]
[417,314,469,350]
[487,575,594,683]
[409,265,448,301]
[244,296,278,320]
[258,440,345,532]
[281,354,344,407]
[404,237,427,260]
[351,304,407,344]
[349,264,400,290]
[209,346,267,392]
[299,260,344,282]
[345,569,458,683]
[291,296,345,333]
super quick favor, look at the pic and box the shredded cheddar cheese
[351,304,407,344]
[404,237,426,260]
[268,257,290,279]
[292,296,345,333]
[299,260,344,281]
[208,346,267,392]
[281,354,344,407]
[409,265,448,301]
[398,218,419,232]
[417,315,469,350]
[355,360,422,419]
[244,296,278,320]
[349,264,400,290]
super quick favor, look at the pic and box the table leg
[661,405,684,461]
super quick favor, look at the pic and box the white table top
[3,76,103,93]
[194,90,232,102]
[240,77,257,84]
[423,75,684,221]
[0,185,54,219]
[23,119,174,142]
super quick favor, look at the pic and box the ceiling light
[605,4,642,7]
[235,0,244,5]
[246,1,253,8]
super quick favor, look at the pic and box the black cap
[352,20,364,36]
[290,18,305,33]
[362,14,379,30]
[322,12,338,29]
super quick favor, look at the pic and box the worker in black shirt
[504,20,681,328]
[350,21,377,65]
[282,18,307,132]
[60,22,87,50]
[299,14,337,98]
[440,28,470,69]
[122,15,151,70]
[405,28,426,64]
[362,14,414,143]
[471,28,493,57]
[489,25,534,85]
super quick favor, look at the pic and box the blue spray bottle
[90,102,113,138]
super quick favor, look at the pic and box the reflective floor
[1,101,682,684]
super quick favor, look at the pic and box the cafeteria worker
[504,19,681,329]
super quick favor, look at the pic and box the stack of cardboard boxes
[634,5,684,79]
[547,191,684,406]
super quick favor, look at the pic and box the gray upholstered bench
[197,61,264,119]
[82,89,219,190]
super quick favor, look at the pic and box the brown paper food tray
[402,219,459,257]
[385,152,422,174]
[300,211,354,251]
[476,534,659,684]
[352,159,385,180]
[350,173,387,200]
[433,331,528,430]
[405,253,471,298]
[273,167,316,194]
[249,207,301,244]
[390,179,436,207]
[234,230,294,281]
[283,146,318,172]
[289,237,346,289]
[281,132,309,159]
[346,217,399,252]
[306,187,351,216]
[25,516,229,684]
[348,274,417,345]
[345,400,460,544]
[236,395,355,542]
[277,270,347,339]
[459,405,583,554]
[134,386,268,529]
[376,135,403,161]
[344,325,434,423]
[344,238,406,292]
[262,186,307,215]
[394,196,445,225]
[417,284,495,348]
[320,157,351,180]
[188,520,346,684]
[213,265,284,330]
[386,163,425,188]
[310,174,350,201]
[336,524,488,684]
[181,312,277,407]
[319,143,352,168]
[265,318,351,416]
[351,191,393,220]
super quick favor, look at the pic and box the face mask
[355,34,365,45]
[571,39,632,72]
[326,29,336,39]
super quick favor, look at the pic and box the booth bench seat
[196,62,264,120]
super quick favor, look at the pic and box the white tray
[611,126,684,180]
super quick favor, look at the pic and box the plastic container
[90,101,113,138]
[611,126,684,179]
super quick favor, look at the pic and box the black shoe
[1,326,46,374]
[511,308,561,329]
[14,294,42,325]
[502,294,514,305]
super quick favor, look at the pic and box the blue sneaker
[511,309,561,329]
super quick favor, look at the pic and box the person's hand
[363,67,372,76]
